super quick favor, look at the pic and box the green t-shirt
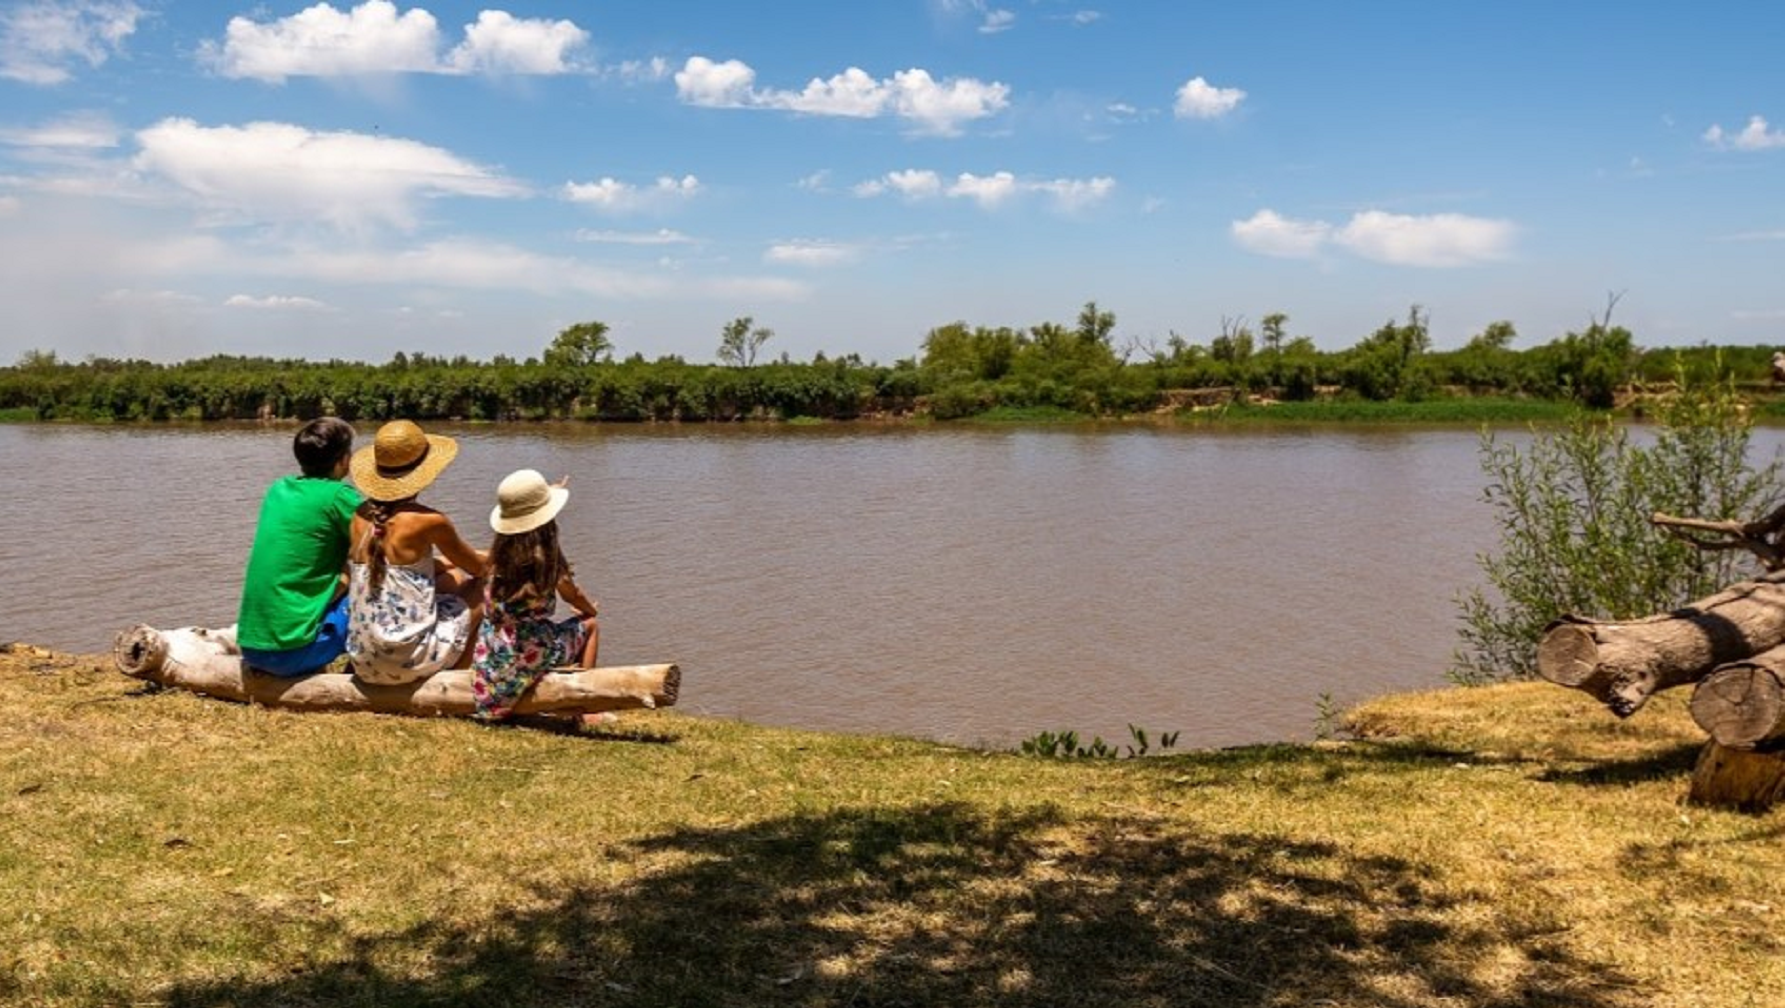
[236,475,362,652]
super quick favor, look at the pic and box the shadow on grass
[1534,742,1702,787]
[158,802,1645,1008]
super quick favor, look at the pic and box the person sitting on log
[470,469,602,721]
[236,417,362,677]
[345,420,488,684]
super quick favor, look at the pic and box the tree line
[3,305,1779,423]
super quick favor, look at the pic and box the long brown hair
[356,497,411,594]
[488,520,572,602]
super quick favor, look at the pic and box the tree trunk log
[1687,740,1785,812]
[113,624,678,718]
[1536,572,1785,717]
[1689,647,1785,748]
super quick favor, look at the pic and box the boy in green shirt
[237,417,361,676]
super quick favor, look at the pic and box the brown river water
[3,420,1549,749]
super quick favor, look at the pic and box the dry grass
[2,644,1782,1007]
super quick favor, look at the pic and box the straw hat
[349,420,459,501]
[490,469,569,535]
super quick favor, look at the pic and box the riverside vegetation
[3,643,1781,1008]
[6,302,1785,424]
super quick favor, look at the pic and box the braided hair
[357,497,410,594]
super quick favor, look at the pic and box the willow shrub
[1453,373,1785,683]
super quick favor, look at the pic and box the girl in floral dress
[470,469,601,720]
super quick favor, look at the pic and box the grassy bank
[3,644,1779,1007]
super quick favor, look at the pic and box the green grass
[0,407,36,423]
[2,644,1780,1007]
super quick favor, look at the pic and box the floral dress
[346,556,472,684]
[471,585,589,720]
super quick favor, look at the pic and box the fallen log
[1690,645,1785,748]
[113,624,679,718]
[1535,571,1785,717]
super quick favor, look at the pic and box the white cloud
[1704,115,1785,151]
[948,171,1020,209]
[613,56,669,82]
[1231,208,1514,267]
[0,0,140,85]
[1173,76,1245,120]
[675,56,1008,136]
[203,1,590,82]
[854,168,944,199]
[1231,210,1332,258]
[979,9,1016,33]
[855,168,1111,212]
[225,293,330,311]
[562,175,701,212]
[765,240,861,267]
[674,55,756,106]
[574,228,695,245]
[1336,210,1515,267]
[446,10,587,75]
[0,110,119,148]
[1031,176,1116,212]
[133,118,525,232]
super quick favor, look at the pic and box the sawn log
[113,624,679,718]
[1536,571,1785,717]
[1690,643,1785,749]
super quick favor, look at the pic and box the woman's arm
[428,516,489,577]
[556,574,599,619]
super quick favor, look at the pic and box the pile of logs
[113,623,678,720]
[1538,507,1785,811]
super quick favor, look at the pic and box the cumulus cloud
[562,175,700,212]
[1231,210,1332,258]
[675,56,1008,136]
[765,240,861,267]
[1174,76,1245,120]
[225,293,330,311]
[1703,115,1785,151]
[1231,208,1514,267]
[0,0,139,84]
[445,10,587,75]
[132,118,525,232]
[203,1,590,82]
[855,168,1113,212]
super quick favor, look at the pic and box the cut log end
[1690,664,1785,749]
[112,624,166,679]
[1536,622,1603,689]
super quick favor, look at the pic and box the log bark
[1690,647,1785,748]
[113,624,678,718]
[1687,740,1785,813]
[1535,571,1785,717]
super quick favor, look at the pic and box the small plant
[1019,724,1179,759]
[1313,692,1343,741]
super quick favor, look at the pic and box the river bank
[3,642,1777,1007]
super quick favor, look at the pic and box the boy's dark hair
[293,417,356,477]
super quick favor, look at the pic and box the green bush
[1453,370,1785,683]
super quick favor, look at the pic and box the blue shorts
[240,595,350,677]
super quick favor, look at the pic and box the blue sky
[1,1,1782,366]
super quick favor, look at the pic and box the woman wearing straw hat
[344,420,489,684]
[469,468,601,721]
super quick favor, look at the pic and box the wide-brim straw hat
[491,468,570,535]
[350,420,459,501]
